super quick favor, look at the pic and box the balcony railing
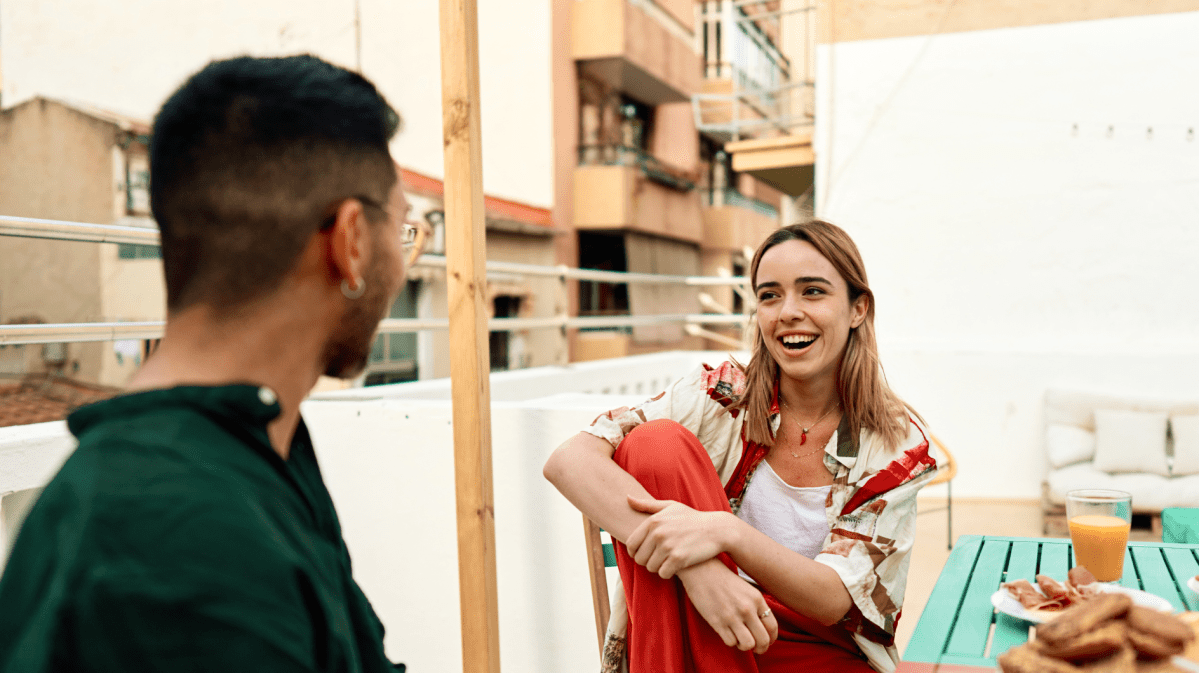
[693,0,816,140]
[576,144,697,192]
[700,1,791,85]
[0,215,749,348]
[707,187,779,219]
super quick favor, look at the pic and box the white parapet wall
[303,393,646,672]
[0,392,647,672]
[316,350,747,402]
[0,350,747,672]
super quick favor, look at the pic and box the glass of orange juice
[1066,489,1132,582]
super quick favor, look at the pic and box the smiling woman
[739,223,916,453]
[544,220,941,673]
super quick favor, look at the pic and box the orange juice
[1069,514,1131,582]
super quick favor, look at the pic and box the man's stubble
[322,233,402,380]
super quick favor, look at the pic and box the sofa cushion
[1093,410,1169,476]
[1046,462,1199,511]
[1171,415,1199,476]
[1046,424,1096,468]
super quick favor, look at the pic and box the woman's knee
[614,420,707,481]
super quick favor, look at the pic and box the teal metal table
[898,535,1199,672]
[1164,508,1199,544]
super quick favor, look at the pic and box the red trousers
[612,419,875,673]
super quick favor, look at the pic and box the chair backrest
[927,433,957,486]
[583,516,617,655]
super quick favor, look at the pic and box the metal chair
[927,434,958,550]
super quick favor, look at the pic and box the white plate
[990,583,1174,624]
[1172,656,1199,673]
[1188,575,1199,596]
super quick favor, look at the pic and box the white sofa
[1043,390,1199,524]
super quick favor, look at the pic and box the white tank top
[735,458,832,583]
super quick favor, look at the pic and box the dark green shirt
[0,385,403,673]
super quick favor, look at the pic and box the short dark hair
[150,54,401,312]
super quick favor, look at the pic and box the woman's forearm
[721,515,854,625]
[543,432,652,543]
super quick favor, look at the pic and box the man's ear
[326,198,370,291]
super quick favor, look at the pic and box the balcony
[571,0,700,105]
[573,146,703,244]
[725,132,815,196]
[702,187,780,253]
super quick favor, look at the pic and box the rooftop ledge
[0,350,741,672]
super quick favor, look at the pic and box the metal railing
[576,145,697,192]
[0,215,752,347]
[693,0,816,141]
[707,187,779,219]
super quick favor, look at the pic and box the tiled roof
[1,96,152,136]
[0,376,120,428]
[398,166,554,228]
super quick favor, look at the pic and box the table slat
[1038,540,1070,579]
[945,539,1010,656]
[989,540,1039,659]
[939,653,1003,668]
[1162,547,1199,611]
[1118,546,1140,589]
[904,537,985,664]
[1131,546,1187,612]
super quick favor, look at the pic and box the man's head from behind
[150,54,404,377]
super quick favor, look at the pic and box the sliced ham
[1002,566,1104,613]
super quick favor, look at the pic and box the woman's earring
[341,278,366,300]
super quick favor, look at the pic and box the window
[365,280,421,386]
[732,260,746,314]
[619,97,654,152]
[577,232,629,318]
[117,244,161,259]
[489,295,522,372]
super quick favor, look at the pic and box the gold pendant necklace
[781,400,839,457]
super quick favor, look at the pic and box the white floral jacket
[582,361,940,673]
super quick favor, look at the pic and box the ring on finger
[760,608,772,619]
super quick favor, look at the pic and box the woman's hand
[678,559,778,654]
[625,495,739,579]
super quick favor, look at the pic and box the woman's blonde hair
[733,220,918,451]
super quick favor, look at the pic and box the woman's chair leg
[946,481,953,551]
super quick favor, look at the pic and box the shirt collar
[67,383,283,438]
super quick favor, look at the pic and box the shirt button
[258,386,278,406]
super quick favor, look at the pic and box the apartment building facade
[0,97,162,388]
[554,0,812,360]
[0,0,821,386]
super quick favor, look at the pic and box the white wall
[0,0,553,207]
[0,395,645,673]
[304,395,643,673]
[318,349,744,401]
[814,12,1199,499]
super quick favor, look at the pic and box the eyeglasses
[401,223,418,251]
[325,195,427,266]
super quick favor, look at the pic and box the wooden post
[438,1,500,673]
